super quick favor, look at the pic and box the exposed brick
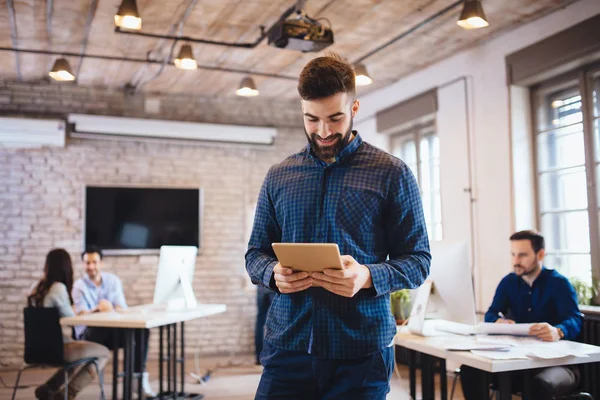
[0,81,305,368]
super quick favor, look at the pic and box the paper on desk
[524,347,588,360]
[476,335,542,347]
[471,348,529,360]
[472,340,590,360]
[445,343,511,351]
[477,322,534,336]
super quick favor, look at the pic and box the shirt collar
[83,273,103,289]
[519,266,548,287]
[305,131,363,167]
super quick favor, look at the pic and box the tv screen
[84,186,201,254]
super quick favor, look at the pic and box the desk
[61,304,227,400]
[395,327,600,400]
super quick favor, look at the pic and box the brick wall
[0,80,306,367]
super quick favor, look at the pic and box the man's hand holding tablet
[271,243,372,297]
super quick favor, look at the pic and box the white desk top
[60,304,227,329]
[395,326,600,373]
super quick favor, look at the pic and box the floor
[0,355,466,399]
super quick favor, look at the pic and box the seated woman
[28,248,109,400]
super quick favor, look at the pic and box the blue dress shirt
[484,267,583,340]
[245,133,431,359]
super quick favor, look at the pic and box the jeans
[255,341,394,400]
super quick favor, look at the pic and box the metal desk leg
[137,329,143,400]
[421,353,434,400]
[173,323,177,397]
[498,372,512,400]
[123,329,131,400]
[159,326,164,400]
[180,322,185,395]
[407,349,416,399]
[440,359,448,400]
[112,330,119,400]
[167,324,171,395]
[522,369,532,400]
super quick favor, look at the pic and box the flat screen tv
[84,186,202,255]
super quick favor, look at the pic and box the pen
[497,311,507,320]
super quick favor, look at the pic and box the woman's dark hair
[28,248,74,307]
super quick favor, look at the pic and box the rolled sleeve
[112,277,128,309]
[72,280,90,314]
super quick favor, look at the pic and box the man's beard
[305,119,354,161]
[514,261,539,276]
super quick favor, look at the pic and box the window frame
[389,120,442,241]
[530,61,600,283]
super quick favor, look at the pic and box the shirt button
[529,291,532,295]
[318,233,324,238]
[528,308,532,312]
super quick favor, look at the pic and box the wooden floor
[0,355,466,399]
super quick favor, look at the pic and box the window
[532,64,600,285]
[390,122,442,241]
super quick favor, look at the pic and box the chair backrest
[23,307,64,365]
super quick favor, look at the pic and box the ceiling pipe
[114,3,297,49]
[0,47,298,81]
[353,0,463,65]
[75,0,100,78]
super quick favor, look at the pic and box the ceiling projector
[268,17,334,52]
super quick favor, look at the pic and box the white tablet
[271,243,343,272]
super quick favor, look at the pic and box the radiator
[581,312,600,399]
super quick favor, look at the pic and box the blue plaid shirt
[245,133,431,359]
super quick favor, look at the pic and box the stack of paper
[476,322,534,336]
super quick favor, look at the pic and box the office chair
[11,307,106,400]
[450,367,593,400]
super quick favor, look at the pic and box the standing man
[72,246,156,398]
[245,53,431,400]
[460,230,584,399]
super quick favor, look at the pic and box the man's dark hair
[81,245,103,260]
[297,52,356,101]
[510,230,545,253]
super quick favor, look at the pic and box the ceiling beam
[75,0,99,78]
[6,0,22,81]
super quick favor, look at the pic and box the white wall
[355,0,600,310]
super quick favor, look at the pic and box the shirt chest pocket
[336,188,383,234]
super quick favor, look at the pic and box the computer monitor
[409,241,477,327]
[153,245,198,310]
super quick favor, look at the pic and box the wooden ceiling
[0,0,576,99]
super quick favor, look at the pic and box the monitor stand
[165,272,198,311]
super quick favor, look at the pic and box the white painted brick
[0,82,305,368]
